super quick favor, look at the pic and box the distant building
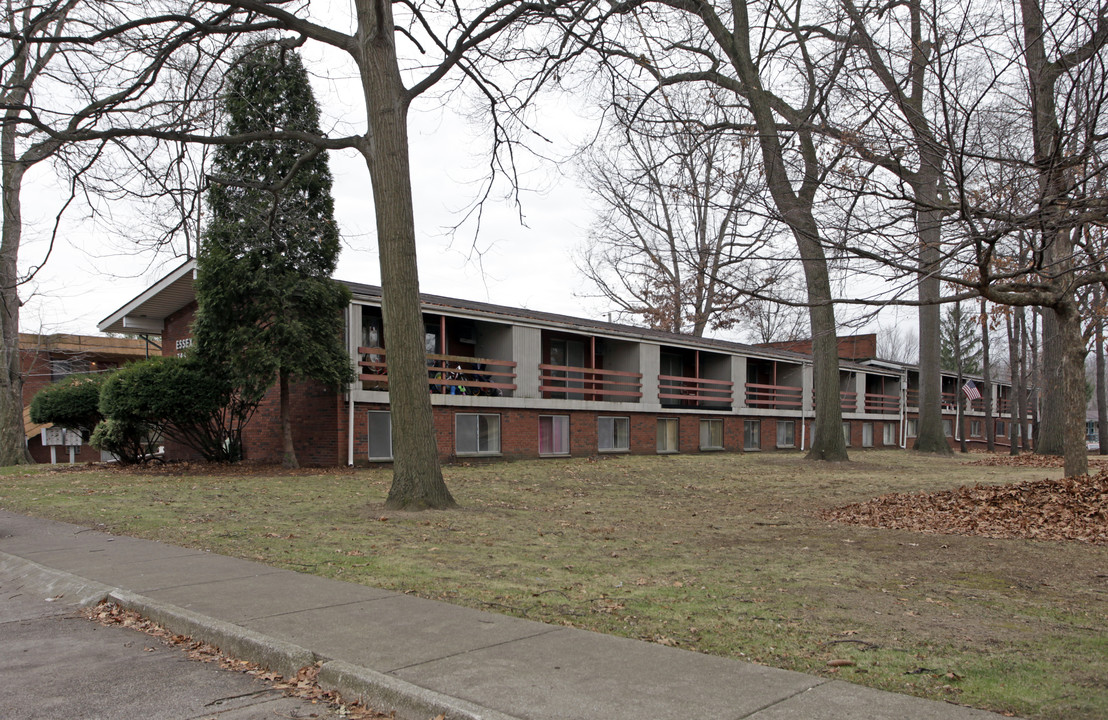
[21,333,152,463]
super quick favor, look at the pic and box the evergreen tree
[194,42,353,468]
[940,303,983,376]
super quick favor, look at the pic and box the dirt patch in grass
[2,451,1106,720]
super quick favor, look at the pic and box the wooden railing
[658,375,733,407]
[358,347,517,395]
[538,364,643,401]
[745,383,803,409]
[811,390,859,411]
[864,392,899,413]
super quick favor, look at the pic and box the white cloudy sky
[14,3,910,346]
[17,4,608,338]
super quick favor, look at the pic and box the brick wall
[346,403,823,465]
[242,378,344,466]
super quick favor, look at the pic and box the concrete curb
[0,555,522,720]
[107,589,317,680]
[0,551,114,607]
[318,659,524,720]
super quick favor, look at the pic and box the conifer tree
[193,42,352,468]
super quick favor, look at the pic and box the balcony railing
[538,364,643,401]
[864,392,899,413]
[745,383,803,409]
[658,375,733,407]
[358,347,517,395]
[809,390,857,411]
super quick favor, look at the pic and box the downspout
[900,372,908,449]
[347,304,356,467]
[800,362,808,450]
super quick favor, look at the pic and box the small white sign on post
[41,426,82,464]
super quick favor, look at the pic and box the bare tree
[7,1,576,504]
[570,0,852,460]
[577,89,780,336]
[827,0,1006,456]
[0,1,244,466]
[875,323,919,364]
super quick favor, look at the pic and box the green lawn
[1,451,1104,720]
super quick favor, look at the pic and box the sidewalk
[0,509,1014,720]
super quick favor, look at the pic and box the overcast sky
[17,4,613,340]
[13,3,912,347]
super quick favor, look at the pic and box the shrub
[98,355,256,462]
[29,374,106,436]
[89,417,158,465]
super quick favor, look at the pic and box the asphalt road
[0,582,341,720]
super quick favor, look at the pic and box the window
[367,411,392,461]
[996,420,1006,438]
[456,413,501,455]
[657,418,679,453]
[843,422,852,447]
[943,419,953,437]
[539,415,570,456]
[970,420,982,438]
[776,420,795,448]
[743,420,761,451]
[906,418,918,437]
[862,422,874,448]
[598,417,630,452]
[883,422,896,446]
[700,419,724,450]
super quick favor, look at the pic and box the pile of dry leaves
[821,470,1108,545]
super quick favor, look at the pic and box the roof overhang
[98,260,197,336]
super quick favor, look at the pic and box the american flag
[961,380,982,401]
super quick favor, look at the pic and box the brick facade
[341,403,906,465]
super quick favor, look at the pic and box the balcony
[746,383,803,410]
[358,347,517,395]
[538,363,643,401]
[864,392,899,413]
[810,390,857,411]
[658,375,733,409]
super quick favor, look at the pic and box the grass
[1,450,1105,719]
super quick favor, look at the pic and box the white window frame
[367,410,393,461]
[862,422,874,448]
[843,421,852,447]
[906,418,919,437]
[776,420,795,449]
[539,415,570,456]
[456,413,501,456]
[699,418,724,451]
[743,420,761,451]
[657,418,680,454]
[598,416,630,453]
[882,422,896,446]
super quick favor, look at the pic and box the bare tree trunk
[279,369,297,469]
[1096,288,1108,454]
[355,0,453,509]
[1007,311,1021,455]
[730,25,846,461]
[1030,309,1040,449]
[1038,308,1064,454]
[1056,300,1089,476]
[981,299,994,452]
[955,301,967,453]
[0,144,32,466]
